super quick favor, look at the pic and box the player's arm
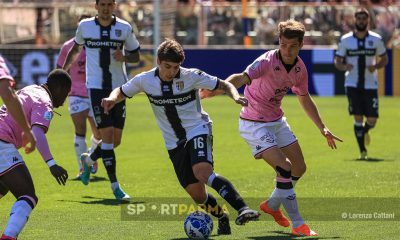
[62,42,81,71]
[0,79,36,153]
[367,53,388,72]
[113,46,140,63]
[216,80,248,106]
[101,87,126,114]
[32,125,68,185]
[297,93,343,149]
[200,73,250,99]
[334,56,353,72]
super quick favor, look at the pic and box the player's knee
[189,191,207,204]
[18,194,38,209]
[114,140,121,148]
[193,165,213,184]
[275,162,292,179]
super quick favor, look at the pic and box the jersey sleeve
[291,65,309,96]
[30,102,53,132]
[121,76,143,98]
[244,56,265,81]
[56,43,69,67]
[124,25,140,52]
[335,38,346,57]
[74,23,85,45]
[192,69,219,90]
[376,38,386,56]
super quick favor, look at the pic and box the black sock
[209,174,246,212]
[90,146,102,161]
[101,149,117,183]
[364,122,374,134]
[199,193,224,218]
[354,125,366,152]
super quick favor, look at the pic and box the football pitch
[1,95,399,239]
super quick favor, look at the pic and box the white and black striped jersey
[74,15,140,90]
[336,31,386,89]
[121,67,220,150]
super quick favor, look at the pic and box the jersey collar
[94,14,117,26]
[154,68,181,81]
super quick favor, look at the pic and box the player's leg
[168,144,230,235]
[260,148,317,236]
[189,134,259,226]
[0,164,38,239]
[87,101,102,174]
[347,87,367,158]
[71,110,89,178]
[0,180,9,199]
[363,89,379,148]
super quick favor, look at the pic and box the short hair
[277,20,305,43]
[46,69,71,97]
[355,8,369,18]
[157,39,185,63]
[96,0,115,5]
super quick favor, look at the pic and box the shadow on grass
[58,196,145,206]
[247,230,341,240]
[69,175,108,182]
[170,234,218,240]
[354,157,387,162]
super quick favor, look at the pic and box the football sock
[364,122,374,133]
[89,135,101,154]
[89,145,102,162]
[101,143,117,183]
[207,173,246,212]
[74,134,87,170]
[267,175,301,210]
[4,197,35,238]
[200,193,224,218]
[354,122,366,152]
[276,177,304,228]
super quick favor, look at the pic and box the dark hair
[157,39,185,63]
[355,8,369,18]
[46,69,71,107]
[277,20,305,43]
[96,0,115,4]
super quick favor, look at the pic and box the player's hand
[101,98,116,114]
[345,64,353,71]
[112,45,125,62]
[234,96,248,106]
[367,65,376,73]
[21,130,36,154]
[50,165,68,185]
[320,127,343,149]
[199,89,215,99]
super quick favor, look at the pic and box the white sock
[74,135,87,170]
[276,188,304,228]
[89,135,101,154]
[4,200,33,238]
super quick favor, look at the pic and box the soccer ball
[184,211,213,240]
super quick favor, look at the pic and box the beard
[355,24,368,31]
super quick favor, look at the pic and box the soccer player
[99,39,260,234]
[62,0,141,200]
[57,14,101,180]
[0,69,70,240]
[201,20,342,236]
[0,55,36,155]
[334,8,388,160]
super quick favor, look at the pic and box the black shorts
[89,89,126,129]
[167,134,214,188]
[346,87,379,118]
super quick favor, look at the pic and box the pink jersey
[57,38,87,97]
[0,55,14,88]
[241,49,309,122]
[0,85,53,148]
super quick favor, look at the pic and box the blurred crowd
[0,0,399,48]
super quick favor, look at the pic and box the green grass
[1,95,399,239]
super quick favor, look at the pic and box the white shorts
[0,141,24,176]
[68,96,93,117]
[239,117,297,159]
